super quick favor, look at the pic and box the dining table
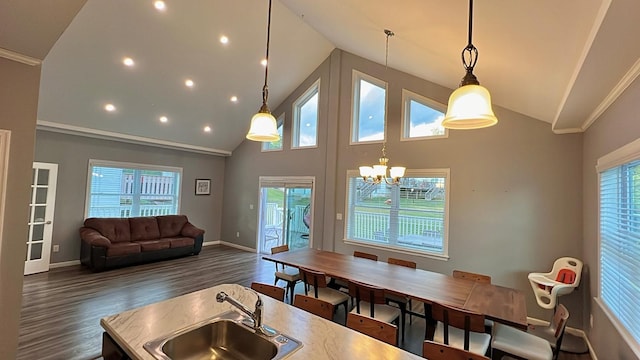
[262,248,528,331]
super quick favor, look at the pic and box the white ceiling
[4,0,640,154]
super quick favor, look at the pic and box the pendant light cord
[382,29,394,159]
[262,0,272,107]
[460,0,479,85]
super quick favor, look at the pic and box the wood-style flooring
[18,245,592,360]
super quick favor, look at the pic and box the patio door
[258,177,314,254]
[24,162,58,275]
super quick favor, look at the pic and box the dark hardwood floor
[18,245,592,360]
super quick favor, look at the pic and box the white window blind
[599,159,640,347]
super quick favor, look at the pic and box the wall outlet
[249,204,254,210]
[236,232,240,238]
[52,244,60,253]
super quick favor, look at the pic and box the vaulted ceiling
[2,0,639,155]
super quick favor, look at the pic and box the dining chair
[293,294,335,320]
[348,280,403,344]
[422,340,490,360]
[353,251,378,261]
[250,282,285,302]
[452,269,494,332]
[271,245,301,304]
[346,312,398,346]
[429,301,491,356]
[299,267,350,322]
[385,257,417,327]
[452,270,492,284]
[491,304,569,360]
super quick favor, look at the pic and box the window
[262,114,284,152]
[85,160,182,218]
[352,70,386,143]
[597,139,640,355]
[292,80,319,148]
[401,89,447,140]
[344,169,449,258]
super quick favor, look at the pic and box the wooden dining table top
[262,248,527,330]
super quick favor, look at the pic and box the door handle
[45,220,52,224]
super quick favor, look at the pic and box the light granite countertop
[101,283,424,360]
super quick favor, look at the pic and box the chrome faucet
[216,291,276,336]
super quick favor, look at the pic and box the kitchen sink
[144,311,302,360]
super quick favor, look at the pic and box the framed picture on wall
[195,179,211,195]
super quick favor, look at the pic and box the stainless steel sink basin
[144,311,302,360]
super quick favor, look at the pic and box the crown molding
[36,120,232,157]
[581,56,640,132]
[0,48,41,66]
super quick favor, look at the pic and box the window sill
[343,238,449,261]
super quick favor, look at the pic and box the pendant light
[358,29,406,185]
[246,0,280,142]
[442,0,498,130]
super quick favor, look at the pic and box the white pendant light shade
[442,84,497,130]
[246,111,279,141]
[359,166,373,178]
[389,166,406,179]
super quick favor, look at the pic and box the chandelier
[358,29,406,185]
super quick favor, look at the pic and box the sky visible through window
[298,92,318,147]
[408,99,445,137]
[357,79,385,141]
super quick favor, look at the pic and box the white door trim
[0,130,11,259]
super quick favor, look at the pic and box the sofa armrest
[181,222,205,238]
[79,227,112,247]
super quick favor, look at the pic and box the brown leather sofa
[80,215,204,271]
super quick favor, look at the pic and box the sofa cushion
[84,218,131,243]
[157,215,188,238]
[107,242,141,256]
[167,237,195,248]
[136,239,171,252]
[129,217,161,241]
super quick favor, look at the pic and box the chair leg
[287,281,295,304]
[408,299,413,325]
[397,301,407,343]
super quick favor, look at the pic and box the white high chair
[528,257,582,310]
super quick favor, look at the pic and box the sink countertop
[101,283,423,360]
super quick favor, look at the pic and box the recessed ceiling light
[123,57,134,67]
[204,126,212,132]
[185,79,194,88]
[260,59,268,67]
[230,96,238,102]
[154,1,166,11]
[220,35,229,44]
[104,104,116,112]
[159,116,168,123]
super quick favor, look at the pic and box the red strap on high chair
[556,269,576,284]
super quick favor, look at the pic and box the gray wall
[583,75,640,359]
[0,58,40,359]
[223,49,585,326]
[35,130,226,263]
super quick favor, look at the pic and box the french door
[258,177,314,254]
[24,162,58,275]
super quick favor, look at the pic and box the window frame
[350,70,388,145]
[595,137,640,358]
[261,113,285,152]
[84,159,183,218]
[400,89,448,141]
[291,79,320,149]
[343,168,450,260]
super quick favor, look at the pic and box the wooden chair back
[387,257,416,268]
[347,313,398,346]
[452,270,491,284]
[430,302,486,351]
[348,280,386,318]
[422,340,489,360]
[250,282,285,302]
[293,294,334,320]
[271,244,289,255]
[299,267,328,298]
[550,304,570,356]
[353,251,378,261]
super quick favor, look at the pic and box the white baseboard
[49,260,81,269]
[203,240,221,246]
[526,316,597,360]
[202,240,256,253]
